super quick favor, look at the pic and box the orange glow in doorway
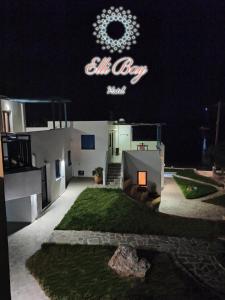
[137,171,147,186]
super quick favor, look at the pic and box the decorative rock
[108,246,150,278]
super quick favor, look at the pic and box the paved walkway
[160,177,225,220]
[49,229,225,298]
[8,178,93,300]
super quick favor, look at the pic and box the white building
[1,97,165,224]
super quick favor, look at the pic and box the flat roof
[0,96,71,103]
[130,123,166,126]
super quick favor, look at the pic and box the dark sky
[1,0,225,165]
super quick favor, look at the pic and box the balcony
[1,133,36,174]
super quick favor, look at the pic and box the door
[108,129,119,163]
[41,166,49,209]
[109,125,131,163]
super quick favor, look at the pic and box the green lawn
[165,167,222,187]
[174,176,217,199]
[56,188,225,239]
[175,169,222,187]
[26,244,213,300]
[204,194,225,208]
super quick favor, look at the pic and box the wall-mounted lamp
[137,171,147,187]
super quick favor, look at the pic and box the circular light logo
[93,6,140,53]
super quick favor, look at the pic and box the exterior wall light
[137,171,147,187]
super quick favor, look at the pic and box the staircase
[107,163,121,186]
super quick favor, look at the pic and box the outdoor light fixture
[137,171,147,187]
[5,104,10,111]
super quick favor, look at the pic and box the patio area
[160,177,225,221]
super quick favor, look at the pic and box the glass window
[81,135,95,150]
[68,150,72,166]
[55,159,61,179]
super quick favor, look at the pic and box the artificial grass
[26,244,213,300]
[175,169,222,187]
[204,194,225,208]
[174,176,217,199]
[165,167,222,187]
[56,188,225,239]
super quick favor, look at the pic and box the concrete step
[107,173,121,177]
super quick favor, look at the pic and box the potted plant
[93,167,103,184]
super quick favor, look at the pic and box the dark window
[68,150,72,166]
[1,134,32,172]
[55,160,61,179]
[78,170,84,176]
[81,135,95,150]
[132,126,156,141]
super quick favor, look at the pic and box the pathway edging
[174,174,222,190]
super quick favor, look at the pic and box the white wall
[71,121,108,177]
[1,99,26,132]
[26,121,72,132]
[30,128,73,202]
[4,169,42,222]
[6,196,38,222]
[123,150,162,195]
[4,170,42,201]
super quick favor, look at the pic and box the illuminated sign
[84,6,149,94]
[85,57,148,85]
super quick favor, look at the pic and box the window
[55,159,61,179]
[1,134,32,172]
[137,171,147,186]
[81,135,95,150]
[68,150,72,166]
[132,126,156,141]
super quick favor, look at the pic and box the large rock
[108,246,150,278]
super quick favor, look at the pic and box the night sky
[1,0,225,166]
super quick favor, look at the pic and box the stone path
[196,190,225,201]
[49,229,225,298]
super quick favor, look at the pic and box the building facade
[1,97,165,224]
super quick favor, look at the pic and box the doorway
[108,125,131,163]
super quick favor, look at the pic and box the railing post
[64,103,68,128]
[156,125,161,149]
[51,101,56,130]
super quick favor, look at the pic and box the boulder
[108,246,150,278]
